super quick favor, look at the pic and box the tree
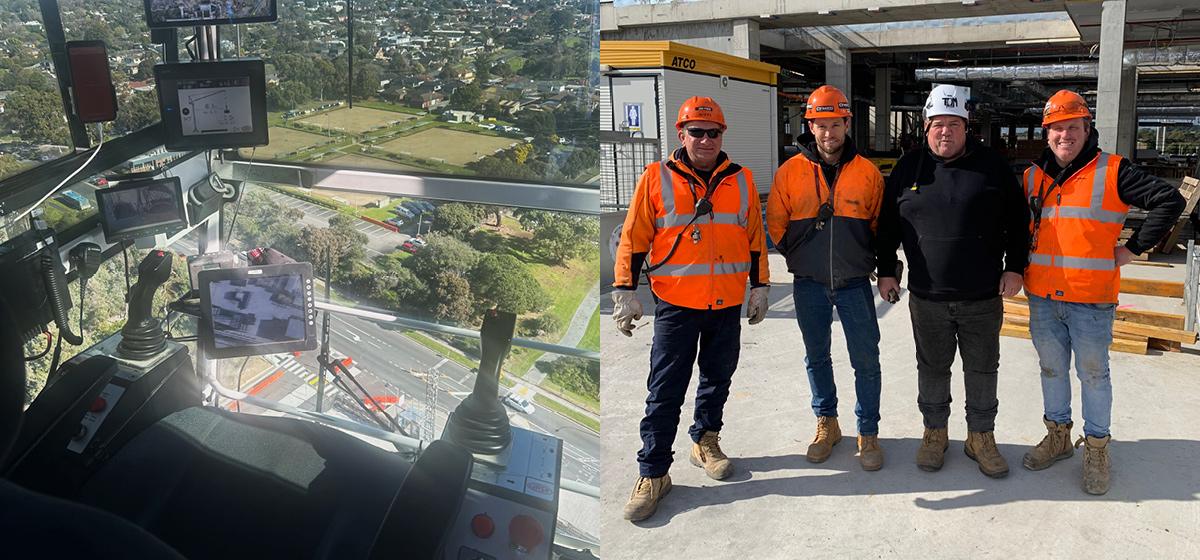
[492,60,514,78]
[266,81,311,111]
[5,87,70,146]
[514,210,599,263]
[228,189,304,250]
[296,226,355,282]
[432,203,480,239]
[449,83,482,111]
[469,254,547,316]
[114,90,160,133]
[544,356,599,398]
[429,272,474,324]
[519,315,562,337]
[0,154,27,178]
[518,111,557,139]
[352,63,383,100]
[402,235,481,284]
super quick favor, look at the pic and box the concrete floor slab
[600,253,1199,558]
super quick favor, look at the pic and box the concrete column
[874,68,891,151]
[1157,126,1167,152]
[1027,126,1035,140]
[1095,0,1126,153]
[826,47,851,103]
[1008,124,1017,148]
[731,19,761,60]
[980,113,993,147]
[1116,65,1137,157]
[854,100,870,144]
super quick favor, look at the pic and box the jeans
[637,301,742,478]
[792,277,882,435]
[1027,295,1114,438]
[908,294,1002,432]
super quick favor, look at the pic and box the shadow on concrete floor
[631,438,1200,528]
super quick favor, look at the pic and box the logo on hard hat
[696,106,714,112]
[838,102,850,109]
[942,97,958,108]
[814,105,834,112]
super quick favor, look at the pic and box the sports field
[249,127,330,158]
[322,153,427,172]
[297,107,418,134]
[376,128,519,165]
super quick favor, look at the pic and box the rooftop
[600,252,1200,558]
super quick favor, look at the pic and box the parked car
[400,240,421,254]
[385,217,404,227]
[502,393,535,415]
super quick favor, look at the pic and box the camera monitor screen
[95,177,188,243]
[156,60,269,150]
[198,263,317,359]
[144,0,278,28]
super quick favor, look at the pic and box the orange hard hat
[805,85,852,119]
[1042,90,1091,127]
[676,96,726,130]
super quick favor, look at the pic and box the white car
[502,393,535,415]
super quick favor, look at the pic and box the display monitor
[144,0,277,28]
[155,60,269,150]
[95,177,188,243]
[198,263,317,359]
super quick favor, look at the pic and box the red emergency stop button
[471,513,494,539]
[508,514,544,553]
[90,397,108,413]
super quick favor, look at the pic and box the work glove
[612,289,643,337]
[746,286,769,325]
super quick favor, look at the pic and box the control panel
[445,426,562,560]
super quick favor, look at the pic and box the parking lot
[257,188,408,256]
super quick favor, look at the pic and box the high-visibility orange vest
[617,157,761,310]
[1023,152,1129,304]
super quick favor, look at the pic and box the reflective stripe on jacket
[613,153,769,310]
[1023,151,1129,304]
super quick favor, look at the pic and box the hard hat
[923,84,971,121]
[676,96,726,130]
[1042,89,1091,127]
[805,85,852,119]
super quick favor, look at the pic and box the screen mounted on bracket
[155,59,269,150]
[144,0,278,28]
[198,263,317,359]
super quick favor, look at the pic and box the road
[249,312,600,487]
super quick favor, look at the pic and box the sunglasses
[685,128,723,139]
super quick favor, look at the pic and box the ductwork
[915,46,1200,82]
[1024,106,1200,116]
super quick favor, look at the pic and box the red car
[400,241,421,253]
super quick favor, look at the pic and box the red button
[471,513,494,539]
[90,397,108,413]
[508,514,543,553]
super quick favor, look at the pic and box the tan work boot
[1076,435,1111,495]
[857,435,884,471]
[964,431,1010,478]
[622,475,672,522]
[690,431,734,480]
[916,427,950,472]
[1023,418,1074,471]
[806,416,842,463]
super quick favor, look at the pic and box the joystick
[441,309,516,455]
[117,250,174,360]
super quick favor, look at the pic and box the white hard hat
[924,84,971,120]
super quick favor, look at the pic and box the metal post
[1186,239,1198,333]
[316,258,333,412]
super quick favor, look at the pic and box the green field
[320,152,428,174]
[535,394,599,432]
[580,309,599,351]
[250,127,331,159]
[377,127,519,165]
[298,106,418,134]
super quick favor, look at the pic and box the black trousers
[637,301,741,478]
[908,294,1002,432]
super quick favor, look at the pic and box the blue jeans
[792,277,882,435]
[637,302,741,478]
[1027,295,1114,438]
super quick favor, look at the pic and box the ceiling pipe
[915,46,1200,81]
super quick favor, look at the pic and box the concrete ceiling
[1067,1,1200,46]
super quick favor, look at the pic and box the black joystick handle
[117,250,173,360]
[441,309,516,455]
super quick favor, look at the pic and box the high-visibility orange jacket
[1023,151,1129,304]
[613,150,770,310]
[767,139,884,288]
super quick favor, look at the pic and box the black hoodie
[877,136,1029,301]
[1030,128,1185,255]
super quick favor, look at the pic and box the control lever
[117,250,173,360]
[441,309,517,455]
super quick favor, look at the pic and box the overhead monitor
[144,0,278,28]
[95,177,188,243]
[198,263,317,359]
[155,60,269,150]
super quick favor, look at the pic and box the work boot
[1076,435,1112,495]
[857,435,884,471]
[690,431,734,480]
[806,416,842,463]
[916,427,949,472]
[964,431,1010,478]
[622,475,672,522]
[1023,418,1074,471]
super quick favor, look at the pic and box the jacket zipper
[827,163,840,288]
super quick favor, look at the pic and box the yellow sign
[601,40,779,86]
